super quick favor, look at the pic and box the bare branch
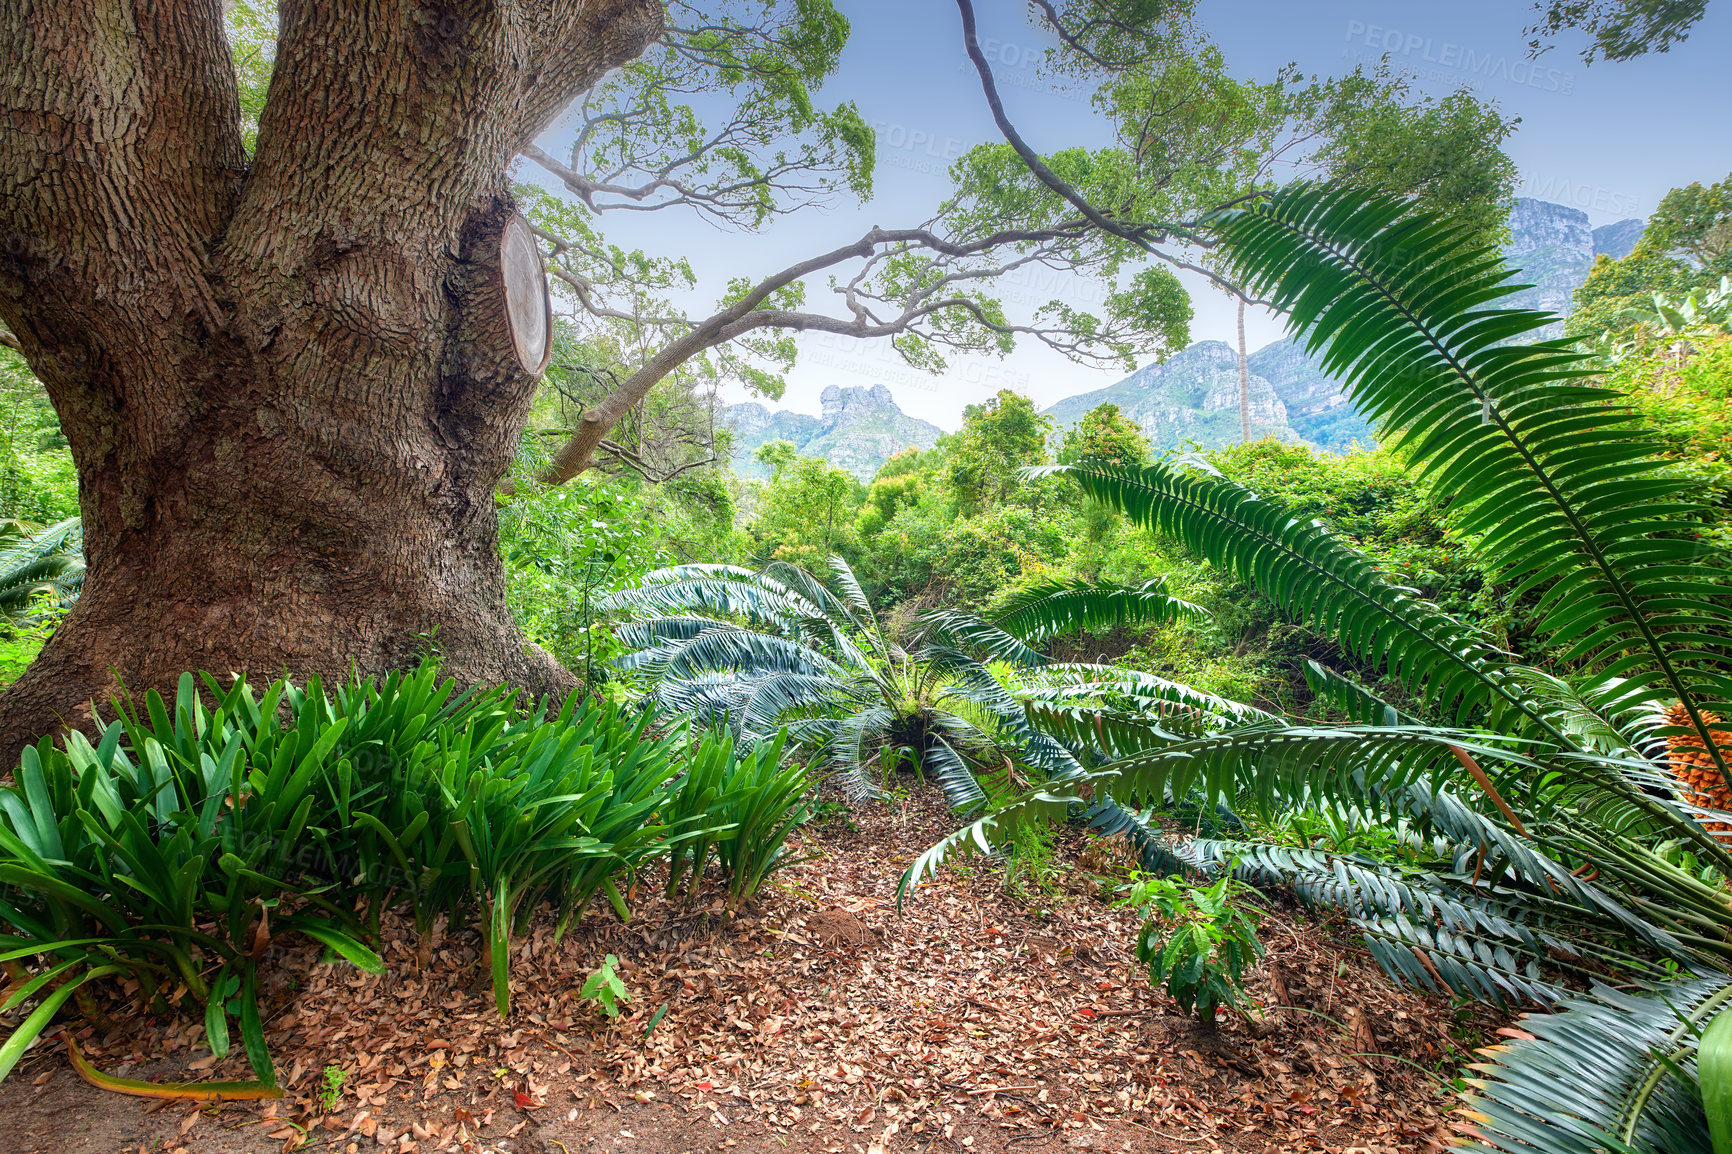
[528,0,1292,490]
[953,0,1276,309]
[954,0,1175,251]
[1026,0,1159,71]
[598,438,719,483]
[533,211,1124,486]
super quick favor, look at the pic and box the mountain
[1042,340,1295,447]
[723,383,942,481]
[727,199,1646,478]
[1594,217,1645,260]
[1046,198,1647,454]
[1504,198,1599,334]
[1246,338,1376,451]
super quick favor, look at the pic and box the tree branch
[598,438,718,483]
[954,0,1172,251]
[0,0,245,462]
[953,0,1275,310]
[534,215,1115,485]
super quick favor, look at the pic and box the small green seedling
[319,1064,347,1112]
[580,954,630,1018]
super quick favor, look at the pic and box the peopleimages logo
[1343,21,1575,95]
[1518,173,1642,218]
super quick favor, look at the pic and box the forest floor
[0,790,1501,1154]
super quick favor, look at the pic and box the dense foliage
[0,662,811,1084]
[1571,170,1732,338]
[0,13,1723,1132]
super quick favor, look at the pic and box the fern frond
[1455,975,1730,1154]
[616,625,850,682]
[1204,182,1732,784]
[988,575,1205,642]
[1023,664,1279,727]
[921,734,987,811]
[1042,459,1566,743]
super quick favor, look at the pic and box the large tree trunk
[0,0,663,757]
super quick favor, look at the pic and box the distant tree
[1308,85,1521,249]
[954,0,1518,439]
[958,0,1521,271]
[1058,403,1150,470]
[1644,175,1732,274]
[750,451,860,566]
[947,392,1054,514]
[753,440,801,478]
[855,449,936,538]
[227,0,274,153]
[1572,173,1732,336]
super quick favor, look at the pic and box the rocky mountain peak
[819,383,898,420]
[724,384,941,481]
[1043,339,1293,448]
[1593,218,1645,260]
[1044,197,1645,455]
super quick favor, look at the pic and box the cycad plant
[901,184,1732,1152]
[0,517,82,621]
[602,557,1197,809]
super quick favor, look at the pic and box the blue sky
[528,0,1731,431]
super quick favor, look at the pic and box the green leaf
[0,964,122,1084]
[277,918,385,975]
[240,964,275,1087]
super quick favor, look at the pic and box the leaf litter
[0,788,1497,1153]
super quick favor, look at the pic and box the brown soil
[804,908,876,949]
[0,790,1494,1154]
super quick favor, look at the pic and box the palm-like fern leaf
[1455,975,1730,1154]
[987,576,1203,642]
[1195,836,1680,1007]
[917,611,1047,669]
[764,559,885,665]
[826,705,895,803]
[616,624,850,682]
[1042,459,1570,744]
[1022,664,1279,728]
[606,557,1181,810]
[603,564,827,635]
[1202,183,1732,783]
[921,733,988,811]
[1082,796,1214,875]
[0,517,83,620]
[1302,660,1411,726]
[735,673,855,740]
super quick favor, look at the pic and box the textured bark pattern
[0,0,662,754]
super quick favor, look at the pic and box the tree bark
[1236,295,1252,444]
[0,0,662,757]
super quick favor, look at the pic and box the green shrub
[1119,870,1264,1025]
[1002,820,1064,904]
[0,675,391,1084]
[579,953,630,1018]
